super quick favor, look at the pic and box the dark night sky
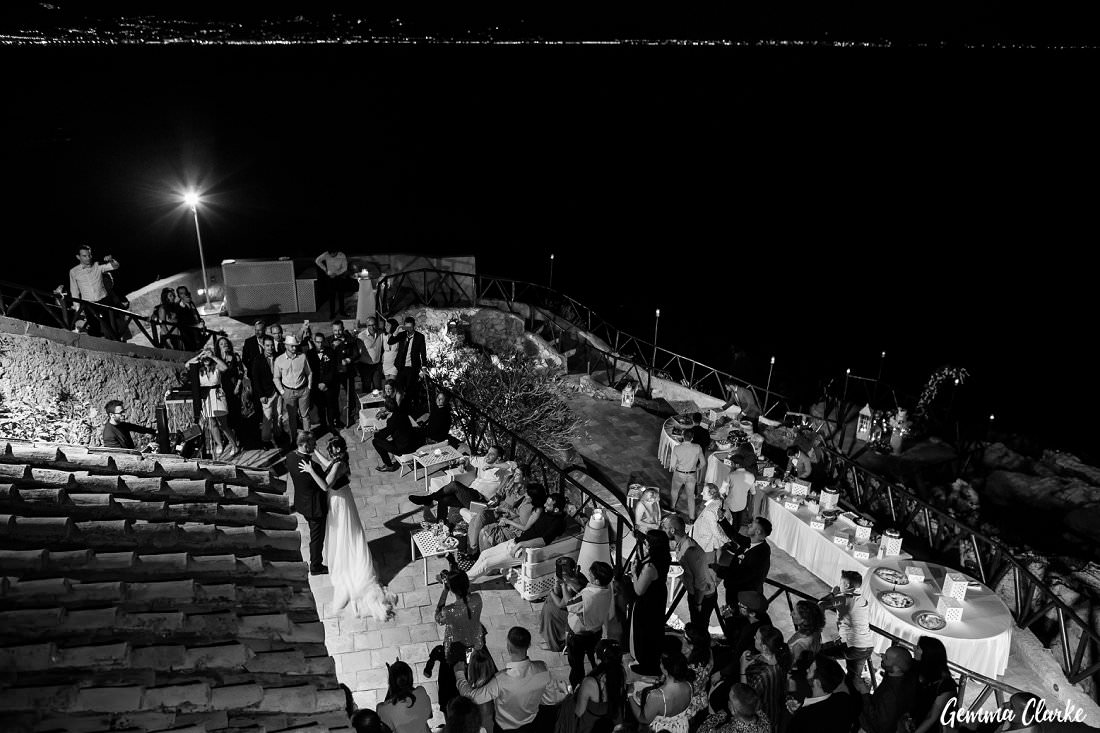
[2,10,1097,459]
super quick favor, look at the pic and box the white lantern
[621,382,637,408]
[936,596,965,622]
[820,487,840,512]
[856,404,874,442]
[942,572,969,601]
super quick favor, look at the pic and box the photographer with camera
[428,569,484,714]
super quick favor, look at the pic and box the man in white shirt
[722,460,756,531]
[670,434,706,520]
[564,560,615,687]
[355,316,384,393]
[454,626,554,731]
[410,445,511,512]
[67,244,122,340]
[824,570,875,677]
[314,249,350,318]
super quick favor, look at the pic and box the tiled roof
[0,440,350,733]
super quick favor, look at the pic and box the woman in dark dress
[626,529,671,675]
[908,636,957,733]
[418,389,457,446]
[215,336,246,438]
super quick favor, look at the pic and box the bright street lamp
[183,190,215,314]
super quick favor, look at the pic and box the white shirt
[724,468,755,512]
[69,260,119,302]
[357,329,383,364]
[315,251,348,277]
[671,441,704,473]
[567,585,613,633]
[469,456,509,500]
[457,658,553,730]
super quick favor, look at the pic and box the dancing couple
[287,430,395,621]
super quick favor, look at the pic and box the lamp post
[549,253,555,289]
[874,350,886,404]
[648,308,660,397]
[183,191,215,315]
[842,368,850,410]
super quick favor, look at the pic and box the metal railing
[813,443,1100,690]
[0,279,212,350]
[423,377,631,574]
[376,268,791,416]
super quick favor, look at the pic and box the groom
[288,430,329,575]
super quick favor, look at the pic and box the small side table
[413,446,465,491]
[411,529,456,586]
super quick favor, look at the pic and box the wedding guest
[633,488,662,535]
[443,696,482,733]
[381,317,401,382]
[463,467,529,557]
[100,400,156,450]
[187,346,241,459]
[273,334,314,439]
[682,623,714,722]
[330,319,359,427]
[314,249,350,318]
[150,288,182,349]
[68,245,121,340]
[241,319,267,368]
[251,336,282,447]
[710,591,773,706]
[215,335,246,438]
[852,646,917,733]
[692,483,730,564]
[721,517,772,597]
[785,654,855,733]
[307,331,341,433]
[629,648,695,732]
[740,626,792,733]
[787,600,827,699]
[389,316,428,407]
[539,561,587,653]
[821,570,873,678]
[356,316,385,393]
[372,380,419,473]
[624,529,671,675]
[175,285,203,350]
[376,660,433,733]
[350,709,385,733]
[697,683,770,733]
[477,484,545,556]
[454,627,552,733]
[464,647,498,733]
[409,445,510,512]
[564,560,615,687]
[434,569,485,713]
[670,429,706,520]
[723,460,756,530]
[665,515,717,629]
[461,494,568,582]
[418,389,455,445]
[569,639,625,733]
[908,636,957,733]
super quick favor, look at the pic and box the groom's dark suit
[288,448,327,571]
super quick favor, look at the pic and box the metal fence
[377,268,791,416]
[1,279,211,350]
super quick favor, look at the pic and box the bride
[299,435,395,621]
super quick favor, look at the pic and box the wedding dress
[320,455,395,621]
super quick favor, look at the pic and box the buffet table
[658,415,746,472]
[864,561,1013,679]
[763,488,910,584]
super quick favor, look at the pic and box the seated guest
[417,388,457,446]
[462,467,529,555]
[852,646,917,733]
[453,626,553,733]
[476,483,546,556]
[373,380,420,473]
[786,654,856,733]
[633,488,662,535]
[564,560,616,687]
[101,400,157,450]
[697,682,770,733]
[410,444,511,511]
[539,560,586,653]
[460,494,568,582]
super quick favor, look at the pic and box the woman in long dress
[626,529,670,676]
[298,435,395,621]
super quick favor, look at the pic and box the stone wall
[0,319,187,446]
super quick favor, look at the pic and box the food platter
[878,591,916,609]
[913,611,947,630]
[873,567,910,585]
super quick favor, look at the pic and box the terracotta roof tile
[0,441,340,731]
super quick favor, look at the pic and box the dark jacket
[287,449,327,520]
[242,335,264,371]
[250,353,278,399]
[723,533,771,595]
[788,692,859,733]
[390,329,428,372]
[101,420,156,450]
[385,398,418,453]
[307,345,339,386]
[330,332,359,376]
[859,672,918,733]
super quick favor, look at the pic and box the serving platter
[878,590,916,609]
[873,567,910,585]
[913,610,947,630]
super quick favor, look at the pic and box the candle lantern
[856,404,873,442]
[820,487,840,512]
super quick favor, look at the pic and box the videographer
[101,400,157,451]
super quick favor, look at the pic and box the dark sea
[5,44,1096,463]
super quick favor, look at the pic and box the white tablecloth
[864,561,1012,679]
[659,416,738,472]
[764,491,902,584]
[705,451,733,487]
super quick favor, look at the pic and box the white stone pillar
[354,272,375,326]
